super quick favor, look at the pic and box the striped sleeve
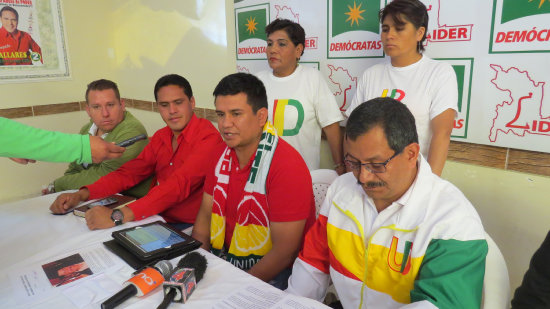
[286,215,331,301]
[410,238,488,308]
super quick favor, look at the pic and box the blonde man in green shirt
[45,79,150,197]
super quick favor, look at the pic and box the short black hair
[85,79,120,103]
[213,73,267,113]
[154,74,193,101]
[379,0,429,52]
[265,18,305,57]
[346,97,418,154]
[1,6,18,21]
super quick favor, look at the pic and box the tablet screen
[124,224,187,253]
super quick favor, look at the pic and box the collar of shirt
[371,154,431,229]
[0,27,20,40]
[394,154,431,208]
[160,113,199,147]
[227,146,255,174]
[88,122,108,139]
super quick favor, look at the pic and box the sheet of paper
[7,245,126,305]
[62,274,121,309]
[213,285,328,309]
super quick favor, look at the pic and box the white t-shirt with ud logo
[346,55,458,159]
[257,65,344,170]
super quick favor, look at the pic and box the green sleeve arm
[0,117,91,164]
[410,238,488,309]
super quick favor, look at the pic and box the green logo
[237,9,267,43]
[30,52,41,62]
[501,0,550,23]
[282,100,304,136]
[332,0,380,37]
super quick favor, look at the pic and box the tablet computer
[111,221,201,261]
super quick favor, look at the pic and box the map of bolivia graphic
[489,64,548,142]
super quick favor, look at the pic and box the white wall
[111,0,236,108]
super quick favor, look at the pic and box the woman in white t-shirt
[346,0,458,176]
[256,19,345,174]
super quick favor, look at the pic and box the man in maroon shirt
[0,6,42,65]
[50,74,224,230]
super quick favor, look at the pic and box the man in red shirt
[50,74,224,231]
[192,73,315,289]
[0,6,42,65]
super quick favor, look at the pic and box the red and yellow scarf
[210,122,279,269]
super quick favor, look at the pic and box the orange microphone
[101,260,173,309]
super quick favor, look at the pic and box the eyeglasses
[344,151,401,174]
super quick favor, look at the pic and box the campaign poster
[0,0,70,82]
[0,1,42,65]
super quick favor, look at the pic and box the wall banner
[235,0,550,154]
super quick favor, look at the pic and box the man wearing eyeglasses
[287,97,488,309]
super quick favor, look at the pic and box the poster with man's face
[0,0,69,82]
[0,3,42,66]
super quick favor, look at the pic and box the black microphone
[101,260,173,309]
[116,134,147,147]
[156,252,208,309]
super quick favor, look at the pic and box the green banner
[237,9,267,43]
[501,0,550,24]
[332,0,380,37]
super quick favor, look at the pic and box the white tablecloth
[0,193,329,308]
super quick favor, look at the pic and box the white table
[0,193,329,308]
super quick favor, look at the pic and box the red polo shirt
[0,27,42,65]
[85,114,223,223]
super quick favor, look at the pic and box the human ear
[404,143,420,165]
[257,107,268,126]
[416,26,426,42]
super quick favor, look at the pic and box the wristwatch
[111,209,124,226]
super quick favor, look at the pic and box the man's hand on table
[85,206,116,230]
[85,206,135,230]
[50,189,89,214]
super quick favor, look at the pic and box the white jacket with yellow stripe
[287,156,488,308]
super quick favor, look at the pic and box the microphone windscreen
[176,252,207,282]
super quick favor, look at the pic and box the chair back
[310,169,338,218]
[482,232,510,309]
